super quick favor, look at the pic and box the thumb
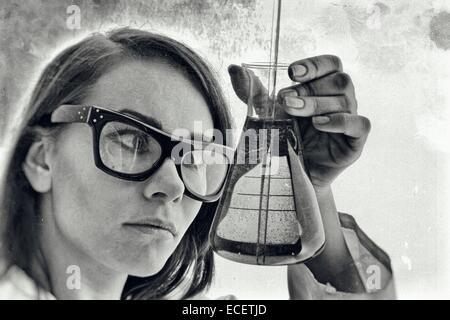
[228,64,269,116]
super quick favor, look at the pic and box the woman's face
[48,58,214,276]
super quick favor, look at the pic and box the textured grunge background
[1,0,449,299]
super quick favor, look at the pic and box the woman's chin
[120,250,172,277]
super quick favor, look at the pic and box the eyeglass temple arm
[51,104,91,123]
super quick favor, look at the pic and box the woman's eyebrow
[118,108,163,129]
[119,108,214,142]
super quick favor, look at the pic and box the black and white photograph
[0,0,448,302]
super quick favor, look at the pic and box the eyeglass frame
[50,104,234,203]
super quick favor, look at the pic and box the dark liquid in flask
[210,116,325,265]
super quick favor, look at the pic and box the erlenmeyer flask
[209,63,325,265]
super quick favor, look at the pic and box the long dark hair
[0,27,233,299]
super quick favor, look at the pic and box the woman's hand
[228,54,371,189]
[278,54,371,189]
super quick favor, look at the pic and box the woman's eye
[107,130,150,154]
[184,153,206,170]
[120,133,149,152]
[185,163,202,170]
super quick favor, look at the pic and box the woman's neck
[32,196,128,300]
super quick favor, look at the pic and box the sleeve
[339,213,395,299]
[312,212,396,300]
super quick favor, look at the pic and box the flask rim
[241,62,289,70]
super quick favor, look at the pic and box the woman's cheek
[179,197,203,233]
[50,128,123,246]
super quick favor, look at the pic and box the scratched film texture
[0,0,449,299]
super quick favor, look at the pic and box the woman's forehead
[83,59,214,135]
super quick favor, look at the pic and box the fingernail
[313,116,330,124]
[284,96,305,109]
[292,64,308,78]
[280,89,298,97]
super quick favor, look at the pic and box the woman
[0,27,394,299]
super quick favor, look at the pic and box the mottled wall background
[1,0,449,299]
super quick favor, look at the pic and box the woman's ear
[22,139,54,193]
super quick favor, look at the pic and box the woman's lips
[123,218,177,237]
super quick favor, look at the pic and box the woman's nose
[142,158,184,203]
